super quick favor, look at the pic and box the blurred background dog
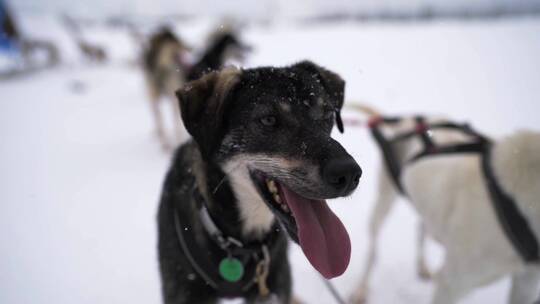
[142,27,191,150]
[350,105,540,304]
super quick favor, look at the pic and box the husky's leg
[416,222,433,281]
[509,267,540,304]
[350,169,399,304]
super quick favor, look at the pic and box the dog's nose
[322,158,362,195]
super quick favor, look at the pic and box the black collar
[192,185,280,255]
[172,180,281,297]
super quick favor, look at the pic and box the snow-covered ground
[1,17,540,304]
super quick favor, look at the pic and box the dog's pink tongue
[280,187,351,279]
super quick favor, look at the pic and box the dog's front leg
[149,95,171,151]
[350,169,398,304]
[416,222,433,281]
[245,256,293,304]
[244,280,293,304]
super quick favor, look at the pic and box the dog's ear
[176,67,240,159]
[294,60,346,133]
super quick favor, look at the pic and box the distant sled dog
[143,27,250,151]
[143,27,191,151]
[350,105,540,304]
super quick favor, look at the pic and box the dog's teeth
[273,194,282,204]
[281,204,289,213]
[266,180,278,194]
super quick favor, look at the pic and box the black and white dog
[157,61,362,303]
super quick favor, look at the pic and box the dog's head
[176,61,361,279]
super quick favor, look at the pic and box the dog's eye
[260,115,277,127]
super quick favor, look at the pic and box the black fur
[186,32,249,81]
[158,143,292,304]
[158,61,361,303]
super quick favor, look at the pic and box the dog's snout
[322,158,362,195]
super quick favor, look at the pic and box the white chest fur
[221,157,275,237]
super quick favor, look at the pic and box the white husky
[350,105,540,304]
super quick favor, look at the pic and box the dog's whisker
[212,176,228,194]
[212,161,243,194]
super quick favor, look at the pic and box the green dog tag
[219,257,244,282]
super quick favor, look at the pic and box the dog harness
[172,181,281,298]
[368,116,539,263]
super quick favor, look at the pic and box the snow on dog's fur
[349,104,540,304]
